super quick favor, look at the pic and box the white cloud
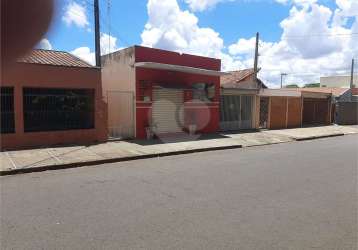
[62,1,89,28]
[280,4,341,59]
[100,33,121,55]
[142,0,357,87]
[229,1,357,87]
[184,0,228,11]
[275,0,318,6]
[141,0,225,62]
[37,39,52,50]
[71,47,95,65]
[70,33,120,65]
[184,0,319,11]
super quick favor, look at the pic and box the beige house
[220,69,266,131]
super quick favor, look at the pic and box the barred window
[23,88,95,132]
[0,87,15,134]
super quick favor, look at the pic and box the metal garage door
[303,98,329,125]
[152,88,184,134]
[220,95,253,131]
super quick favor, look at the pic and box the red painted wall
[1,62,107,150]
[135,66,220,139]
[134,46,221,71]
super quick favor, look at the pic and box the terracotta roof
[221,68,267,89]
[289,87,349,97]
[18,49,93,68]
[221,69,255,87]
[352,88,358,95]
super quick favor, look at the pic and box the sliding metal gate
[220,95,253,131]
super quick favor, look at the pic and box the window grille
[23,88,95,132]
[0,87,15,134]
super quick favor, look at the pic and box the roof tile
[288,87,349,97]
[221,69,255,88]
[18,49,93,68]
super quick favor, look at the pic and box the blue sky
[47,0,340,51]
[41,0,358,86]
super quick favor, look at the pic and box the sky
[39,0,358,87]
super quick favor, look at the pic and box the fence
[336,101,358,125]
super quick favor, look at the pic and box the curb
[295,133,345,141]
[0,144,243,176]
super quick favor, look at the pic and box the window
[23,88,95,132]
[192,83,215,102]
[0,87,15,134]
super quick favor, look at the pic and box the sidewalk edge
[295,133,345,141]
[0,144,242,176]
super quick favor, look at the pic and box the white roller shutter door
[152,88,184,134]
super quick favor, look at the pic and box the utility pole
[94,0,101,67]
[253,32,259,86]
[350,58,354,89]
[280,73,287,88]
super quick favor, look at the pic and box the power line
[70,1,131,47]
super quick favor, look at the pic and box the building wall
[320,75,358,88]
[135,67,220,139]
[1,62,107,150]
[102,47,136,138]
[101,46,222,139]
[134,46,221,71]
[102,47,136,95]
[132,46,221,139]
[236,75,259,89]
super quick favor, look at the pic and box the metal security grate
[23,88,95,132]
[0,87,15,134]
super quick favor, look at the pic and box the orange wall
[1,62,107,150]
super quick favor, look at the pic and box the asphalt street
[1,135,357,250]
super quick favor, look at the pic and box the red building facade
[102,46,225,139]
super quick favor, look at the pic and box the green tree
[303,83,320,88]
[285,84,300,88]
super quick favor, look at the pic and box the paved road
[1,135,357,250]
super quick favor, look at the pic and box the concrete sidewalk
[1,125,357,175]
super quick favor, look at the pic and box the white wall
[320,75,358,88]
